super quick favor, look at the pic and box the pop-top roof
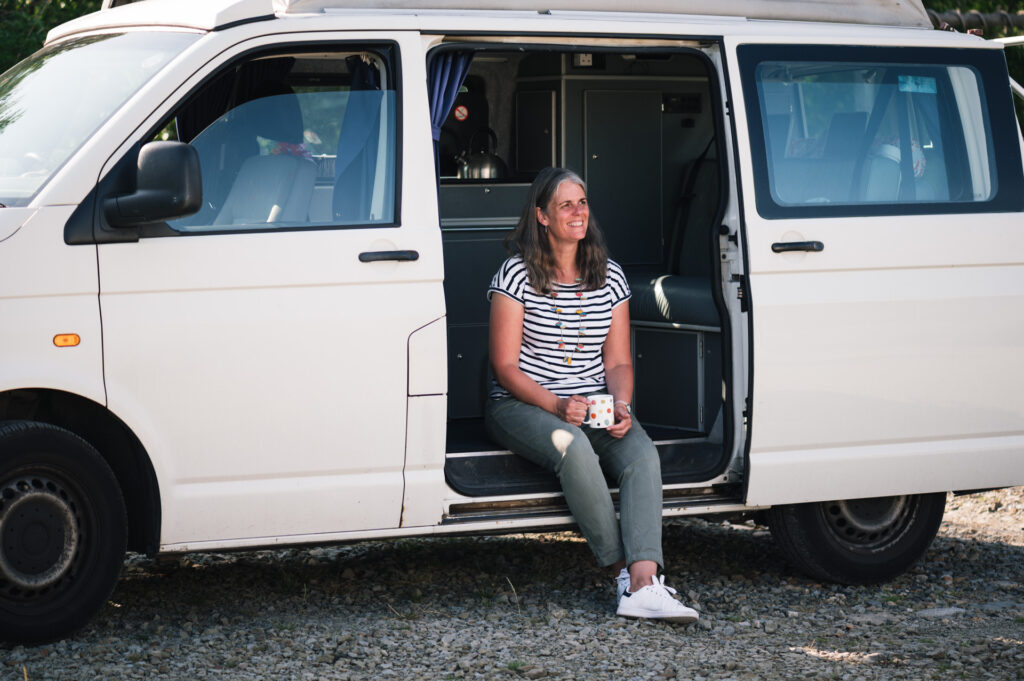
[57,0,933,44]
[276,0,932,28]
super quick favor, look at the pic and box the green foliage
[0,0,102,73]
[0,0,103,27]
[0,8,48,73]
[923,2,1024,122]
[924,1,1024,13]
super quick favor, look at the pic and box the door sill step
[443,484,741,524]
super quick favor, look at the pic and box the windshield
[0,31,198,207]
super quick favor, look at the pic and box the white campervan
[1,0,1022,643]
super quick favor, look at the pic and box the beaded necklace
[551,277,586,366]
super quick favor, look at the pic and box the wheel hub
[822,495,912,548]
[0,477,80,594]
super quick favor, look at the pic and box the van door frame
[422,34,746,509]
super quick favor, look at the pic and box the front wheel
[767,492,946,584]
[0,421,127,644]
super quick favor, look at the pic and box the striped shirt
[488,255,631,399]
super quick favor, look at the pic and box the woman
[485,167,698,623]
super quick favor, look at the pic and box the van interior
[436,46,733,507]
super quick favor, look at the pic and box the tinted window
[739,45,1024,218]
[161,46,398,233]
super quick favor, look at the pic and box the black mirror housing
[104,141,202,227]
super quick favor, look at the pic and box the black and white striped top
[488,255,631,399]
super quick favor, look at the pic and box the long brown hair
[508,167,609,295]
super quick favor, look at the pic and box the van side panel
[731,40,1024,505]
[0,207,105,405]
[745,262,1024,505]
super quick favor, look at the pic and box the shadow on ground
[100,513,1022,630]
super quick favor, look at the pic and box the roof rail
[275,0,932,27]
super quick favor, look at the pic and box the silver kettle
[456,127,508,179]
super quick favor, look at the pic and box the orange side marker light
[53,334,80,348]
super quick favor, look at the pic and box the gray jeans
[484,395,663,569]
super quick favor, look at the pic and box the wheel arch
[0,388,160,555]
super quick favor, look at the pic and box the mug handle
[581,398,595,426]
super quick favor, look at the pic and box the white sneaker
[616,574,699,623]
[615,568,630,602]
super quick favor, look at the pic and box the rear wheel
[767,492,946,584]
[0,421,127,644]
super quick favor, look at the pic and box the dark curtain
[334,56,385,223]
[177,70,235,143]
[429,51,474,140]
[179,57,295,141]
[428,51,473,174]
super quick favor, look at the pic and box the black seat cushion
[627,271,719,328]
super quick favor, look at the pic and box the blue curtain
[429,51,474,141]
[334,56,385,223]
[428,51,474,177]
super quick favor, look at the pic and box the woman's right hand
[556,395,590,426]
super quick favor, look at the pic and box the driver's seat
[214,90,317,227]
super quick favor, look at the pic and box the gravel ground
[7,488,1023,681]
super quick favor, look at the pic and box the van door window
[739,45,1024,218]
[157,45,398,233]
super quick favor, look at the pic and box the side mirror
[104,141,202,227]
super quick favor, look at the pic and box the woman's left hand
[607,402,632,439]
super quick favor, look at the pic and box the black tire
[0,420,127,644]
[766,492,946,585]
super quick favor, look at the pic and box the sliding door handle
[771,241,824,254]
[358,250,420,263]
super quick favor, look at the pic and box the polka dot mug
[583,394,615,429]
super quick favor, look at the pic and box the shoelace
[645,575,680,602]
[654,575,677,595]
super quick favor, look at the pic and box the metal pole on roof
[928,10,1024,33]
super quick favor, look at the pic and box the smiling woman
[538,181,589,263]
[484,167,701,623]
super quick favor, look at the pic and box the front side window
[162,45,398,233]
[0,31,197,207]
[739,45,1024,218]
